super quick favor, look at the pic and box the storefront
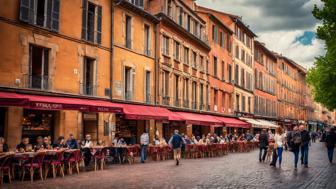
[0,107,6,137]
[22,109,56,145]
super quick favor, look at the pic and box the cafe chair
[22,152,45,183]
[93,148,107,171]
[45,151,65,179]
[0,154,14,184]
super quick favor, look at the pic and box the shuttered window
[81,0,102,45]
[19,0,60,32]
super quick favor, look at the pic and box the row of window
[254,96,277,117]
[254,70,276,95]
[235,46,252,67]
[211,25,232,52]
[166,0,205,42]
[235,25,252,49]
[234,65,253,91]
[162,35,205,70]
[235,94,252,114]
[162,71,210,110]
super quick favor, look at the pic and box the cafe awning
[174,112,223,126]
[116,103,171,120]
[0,91,123,113]
[214,116,251,128]
[256,119,279,129]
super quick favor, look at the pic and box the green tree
[307,0,336,110]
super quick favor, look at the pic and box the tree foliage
[307,0,336,110]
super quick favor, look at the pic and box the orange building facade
[0,0,114,148]
[197,8,234,116]
[253,41,277,119]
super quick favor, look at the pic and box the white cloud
[196,0,325,68]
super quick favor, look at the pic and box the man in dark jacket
[325,127,336,163]
[300,125,311,167]
[169,130,186,166]
[259,129,269,162]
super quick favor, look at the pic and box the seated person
[53,136,68,149]
[153,136,160,145]
[66,133,78,149]
[97,140,105,146]
[0,137,9,152]
[81,134,93,167]
[34,136,46,151]
[43,137,52,149]
[117,138,126,146]
[160,137,167,145]
[112,135,119,146]
[16,137,30,152]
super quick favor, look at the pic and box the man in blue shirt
[169,130,186,166]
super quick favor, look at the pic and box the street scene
[3,142,336,189]
[0,0,336,189]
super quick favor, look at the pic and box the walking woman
[272,127,285,167]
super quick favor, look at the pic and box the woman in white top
[273,127,285,167]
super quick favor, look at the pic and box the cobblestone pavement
[3,142,336,189]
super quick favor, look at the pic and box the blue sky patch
[295,31,315,45]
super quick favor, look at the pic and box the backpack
[292,132,302,145]
[171,134,182,149]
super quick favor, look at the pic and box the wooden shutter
[51,0,60,32]
[81,0,88,40]
[46,0,52,28]
[97,5,102,44]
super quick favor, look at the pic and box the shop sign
[32,102,63,110]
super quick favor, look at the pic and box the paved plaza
[4,142,336,189]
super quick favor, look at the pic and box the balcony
[162,96,170,106]
[81,83,97,96]
[183,99,189,108]
[28,75,49,90]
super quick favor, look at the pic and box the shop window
[29,45,49,90]
[81,0,102,44]
[116,118,145,144]
[83,57,96,96]
[125,67,133,100]
[22,109,55,146]
[19,0,60,32]
[0,108,6,138]
[83,113,98,142]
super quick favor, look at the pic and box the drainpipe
[109,1,115,100]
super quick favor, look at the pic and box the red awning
[175,112,223,126]
[116,103,171,120]
[0,91,123,113]
[214,116,251,128]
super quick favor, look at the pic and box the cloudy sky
[197,0,325,68]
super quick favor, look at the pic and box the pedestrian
[259,129,268,163]
[300,125,310,167]
[140,129,149,163]
[325,127,336,163]
[272,127,285,168]
[288,126,302,170]
[169,130,186,166]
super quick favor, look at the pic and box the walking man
[288,126,302,170]
[169,130,186,166]
[300,125,311,167]
[325,127,336,163]
[140,129,149,163]
[259,129,268,162]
